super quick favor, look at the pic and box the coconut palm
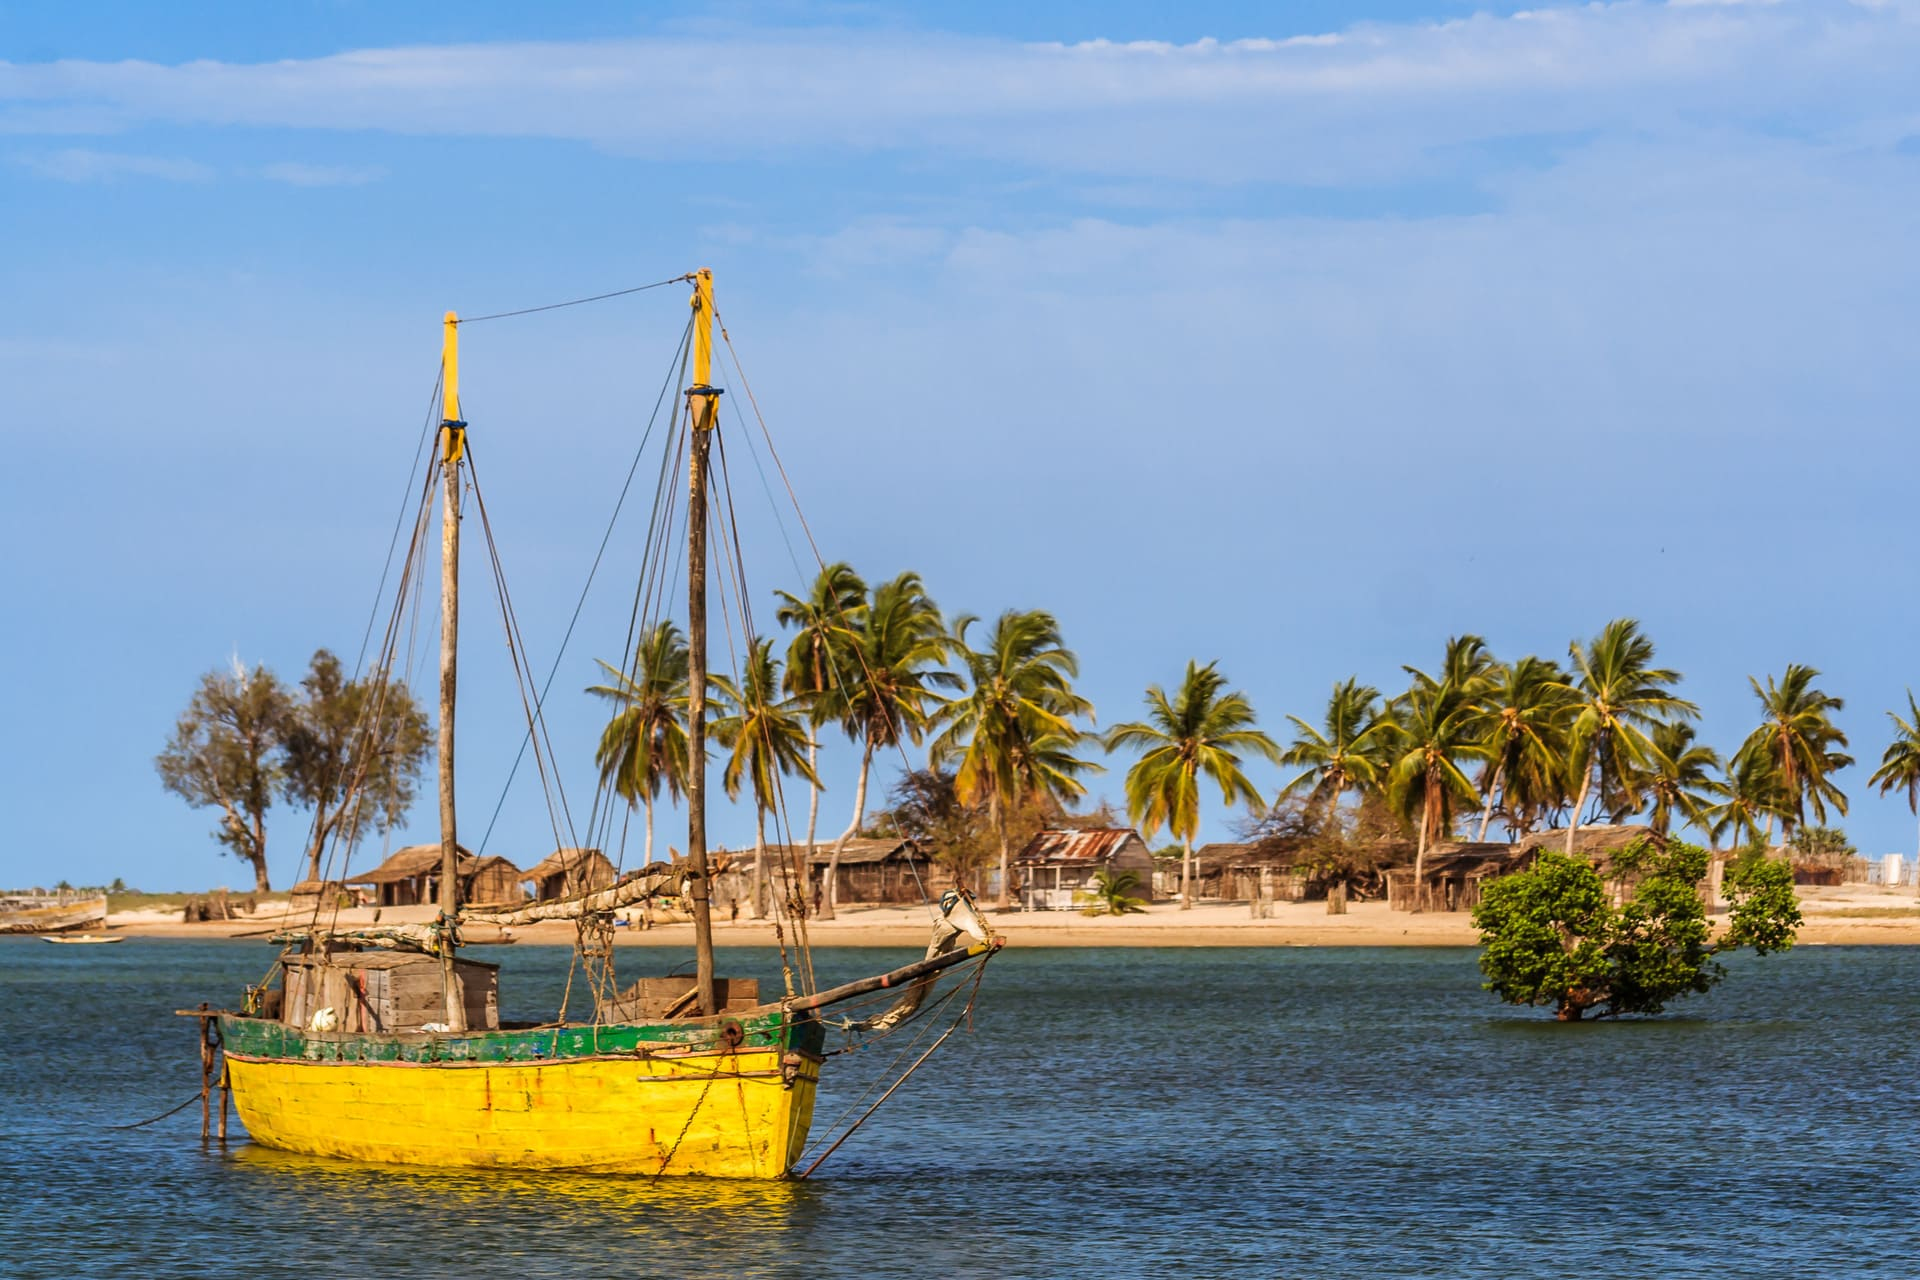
[1868,692,1920,893]
[816,571,957,918]
[774,562,867,868]
[1558,619,1698,853]
[711,637,819,919]
[1641,719,1722,837]
[1734,664,1852,839]
[1384,652,1490,905]
[1104,661,1280,910]
[587,621,691,864]
[1077,868,1148,917]
[930,609,1097,908]
[1473,656,1573,840]
[1278,678,1388,829]
[1708,750,1787,850]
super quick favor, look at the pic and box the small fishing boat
[43,933,124,945]
[202,271,1002,1178]
[1,893,108,935]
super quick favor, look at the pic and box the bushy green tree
[156,660,293,892]
[1473,838,1799,1021]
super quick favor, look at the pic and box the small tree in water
[1473,838,1800,1021]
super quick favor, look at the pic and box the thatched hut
[287,879,351,914]
[524,848,617,902]
[463,855,525,907]
[1386,841,1529,912]
[1186,842,1308,903]
[348,844,475,907]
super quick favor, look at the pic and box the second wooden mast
[438,310,467,1032]
[684,270,719,1018]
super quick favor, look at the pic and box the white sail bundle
[461,866,683,926]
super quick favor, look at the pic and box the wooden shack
[1185,842,1308,903]
[348,843,475,907]
[463,855,525,907]
[1386,841,1527,912]
[1014,828,1157,910]
[804,838,949,905]
[287,879,350,914]
[280,951,499,1033]
[525,847,617,901]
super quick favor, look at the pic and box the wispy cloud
[257,160,384,186]
[0,2,1914,182]
[17,147,211,183]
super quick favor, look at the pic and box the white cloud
[258,160,384,186]
[16,147,211,182]
[0,2,1914,181]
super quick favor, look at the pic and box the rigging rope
[454,275,694,325]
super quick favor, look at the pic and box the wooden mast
[684,270,719,1017]
[437,311,467,1032]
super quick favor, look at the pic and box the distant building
[524,848,617,902]
[1013,828,1157,910]
[347,845,523,908]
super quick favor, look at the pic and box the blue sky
[4,0,1919,891]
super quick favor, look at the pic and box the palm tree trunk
[804,734,821,853]
[1180,834,1195,910]
[644,791,656,864]
[1412,789,1431,913]
[1476,758,1507,842]
[824,740,873,922]
[752,808,767,920]
[1566,764,1593,855]
[993,791,1012,909]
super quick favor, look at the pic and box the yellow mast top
[442,311,466,463]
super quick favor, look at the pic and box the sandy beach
[101,882,1920,947]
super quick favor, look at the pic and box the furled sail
[461,865,683,926]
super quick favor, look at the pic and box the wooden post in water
[437,311,468,1032]
[218,1061,230,1143]
[197,1002,213,1140]
[683,270,719,1019]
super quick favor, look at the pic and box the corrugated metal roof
[1015,828,1144,865]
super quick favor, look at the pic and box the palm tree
[1708,750,1787,850]
[774,563,866,868]
[586,620,690,864]
[1734,664,1852,840]
[931,609,1097,908]
[1385,651,1489,905]
[1473,656,1572,840]
[1868,691,1920,895]
[817,571,956,918]
[1078,869,1148,917]
[1104,661,1280,910]
[1641,719,1722,837]
[1558,619,1697,853]
[1278,678,1388,830]
[711,637,819,919]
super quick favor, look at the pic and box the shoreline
[87,885,1920,947]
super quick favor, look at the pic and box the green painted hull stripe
[219,1012,825,1066]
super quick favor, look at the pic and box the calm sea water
[2,939,1917,1278]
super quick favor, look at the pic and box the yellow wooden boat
[42,932,123,945]
[205,272,1000,1178]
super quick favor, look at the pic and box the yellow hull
[225,1046,820,1177]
